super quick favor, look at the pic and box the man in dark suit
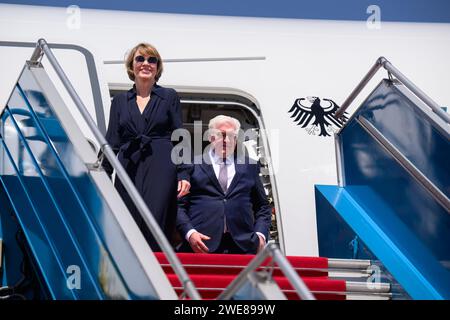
[176,115,272,254]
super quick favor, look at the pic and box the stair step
[328,269,372,279]
[155,252,329,268]
[328,258,372,269]
[155,252,329,277]
[174,288,347,300]
[156,253,391,300]
[346,293,392,300]
[346,281,391,293]
[159,263,327,278]
[166,274,347,300]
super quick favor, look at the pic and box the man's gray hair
[208,115,241,133]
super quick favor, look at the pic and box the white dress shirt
[210,148,235,189]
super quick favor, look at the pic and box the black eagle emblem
[288,96,349,137]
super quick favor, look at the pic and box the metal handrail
[0,40,107,134]
[217,243,315,300]
[30,38,201,300]
[335,56,450,124]
[103,56,266,64]
[358,117,450,212]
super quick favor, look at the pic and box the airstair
[0,40,446,300]
[315,57,450,300]
[156,252,392,300]
[0,39,312,300]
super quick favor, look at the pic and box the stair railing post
[335,56,450,124]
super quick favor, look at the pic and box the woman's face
[133,51,158,83]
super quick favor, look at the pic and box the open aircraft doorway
[108,85,283,250]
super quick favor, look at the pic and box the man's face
[210,122,237,159]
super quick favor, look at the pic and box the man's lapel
[226,160,244,195]
[199,162,224,194]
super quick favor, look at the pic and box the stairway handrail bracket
[30,38,45,65]
[218,243,316,300]
[335,56,450,125]
[27,38,201,300]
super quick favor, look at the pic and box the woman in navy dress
[103,43,191,251]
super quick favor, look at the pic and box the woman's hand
[177,179,191,198]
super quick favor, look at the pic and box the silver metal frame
[334,133,345,187]
[104,56,266,64]
[335,57,450,125]
[218,243,315,300]
[241,272,288,300]
[334,57,450,191]
[327,258,371,269]
[28,39,201,300]
[0,40,107,134]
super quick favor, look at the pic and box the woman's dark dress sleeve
[169,90,193,182]
[102,96,121,177]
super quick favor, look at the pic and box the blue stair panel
[0,65,162,299]
[316,79,450,300]
[316,185,450,300]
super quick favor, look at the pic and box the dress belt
[119,134,170,165]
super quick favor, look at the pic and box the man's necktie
[218,160,228,233]
[218,160,228,193]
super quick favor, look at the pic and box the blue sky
[1,0,450,23]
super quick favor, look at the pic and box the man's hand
[177,179,191,198]
[188,232,211,253]
[257,234,266,253]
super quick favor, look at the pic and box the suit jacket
[176,155,272,253]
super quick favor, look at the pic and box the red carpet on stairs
[154,252,347,300]
[156,252,329,277]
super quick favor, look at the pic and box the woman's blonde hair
[125,42,163,82]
